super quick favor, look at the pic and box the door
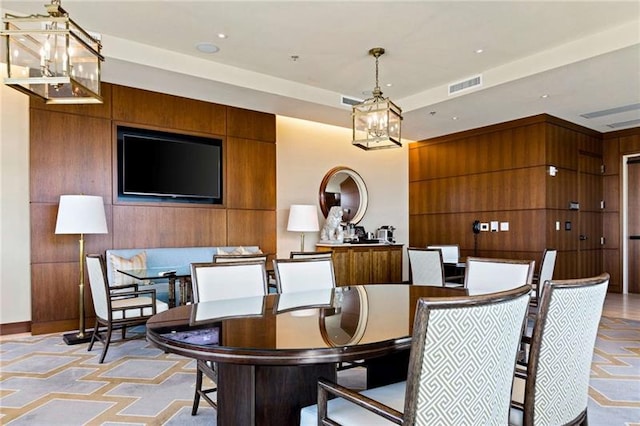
[578,151,604,278]
[627,156,640,293]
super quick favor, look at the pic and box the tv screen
[117,126,222,204]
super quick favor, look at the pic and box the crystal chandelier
[1,0,104,104]
[352,47,402,150]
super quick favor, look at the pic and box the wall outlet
[480,222,489,231]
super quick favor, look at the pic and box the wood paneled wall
[603,128,640,292]
[29,83,276,334]
[409,114,607,285]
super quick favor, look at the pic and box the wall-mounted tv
[117,126,223,204]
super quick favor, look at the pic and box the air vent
[448,74,482,95]
[581,103,640,119]
[341,95,362,107]
[606,118,640,129]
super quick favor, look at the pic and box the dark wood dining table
[146,284,466,426]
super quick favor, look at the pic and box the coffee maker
[376,225,395,243]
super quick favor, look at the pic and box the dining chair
[300,285,532,425]
[530,248,557,307]
[190,260,269,416]
[464,257,535,294]
[85,254,168,364]
[290,251,333,260]
[273,257,336,293]
[510,273,609,426]
[407,247,446,286]
[427,244,465,283]
[212,252,268,263]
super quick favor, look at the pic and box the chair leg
[98,325,113,364]
[122,325,126,340]
[192,366,203,415]
[88,320,99,352]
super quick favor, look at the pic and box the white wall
[276,116,409,280]
[0,68,31,324]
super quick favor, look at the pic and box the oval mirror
[319,167,368,224]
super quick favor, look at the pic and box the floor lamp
[55,195,108,345]
[287,204,319,252]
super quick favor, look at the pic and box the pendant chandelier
[1,0,104,104]
[352,47,402,150]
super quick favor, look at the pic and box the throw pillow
[216,246,263,256]
[110,251,147,286]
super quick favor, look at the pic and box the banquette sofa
[105,246,263,304]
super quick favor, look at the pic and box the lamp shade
[55,195,108,234]
[287,205,319,232]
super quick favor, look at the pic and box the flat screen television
[117,126,222,204]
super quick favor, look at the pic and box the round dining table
[146,284,465,426]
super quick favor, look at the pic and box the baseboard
[0,320,31,336]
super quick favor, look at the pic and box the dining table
[146,283,466,426]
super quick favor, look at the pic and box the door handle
[631,235,640,240]
[579,235,588,241]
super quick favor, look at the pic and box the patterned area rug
[0,317,638,425]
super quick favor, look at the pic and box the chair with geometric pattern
[510,273,609,426]
[299,284,532,425]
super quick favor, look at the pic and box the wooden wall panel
[226,138,276,210]
[27,83,277,333]
[546,169,577,210]
[111,85,226,135]
[603,137,620,175]
[603,175,620,212]
[545,124,579,170]
[409,167,546,215]
[545,210,579,252]
[227,209,277,257]
[620,134,640,153]
[604,249,622,292]
[227,107,276,142]
[112,205,228,248]
[30,109,112,203]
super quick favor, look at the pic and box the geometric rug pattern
[1,317,639,425]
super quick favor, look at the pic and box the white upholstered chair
[530,248,557,306]
[289,251,333,260]
[464,257,534,294]
[86,254,168,364]
[190,260,269,415]
[426,244,460,264]
[273,257,336,293]
[407,247,445,286]
[300,285,532,425]
[510,273,609,426]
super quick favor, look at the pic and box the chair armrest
[317,378,403,425]
[110,283,139,291]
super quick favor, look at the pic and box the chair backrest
[427,244,460,264]
[403,285,531,424]
[86,254,110,320]
[289,251,333,260]
[407,247,445,286]
[523,273,609,425]
[190,260,268,302]
[464,257,534,293]
[213,253,268,264]
[273,258,336,293]
[536,248,557,299]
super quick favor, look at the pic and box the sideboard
[316,243,403,285]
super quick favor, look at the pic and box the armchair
[85,254,168,364]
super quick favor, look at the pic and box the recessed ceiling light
[195,42,219,54]
[385,83,392,87]
[452,116,459,120]
[540,94,549,99]
[217,33,227,39]
[475,48,484,54]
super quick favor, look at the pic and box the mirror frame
[318,166,368,224]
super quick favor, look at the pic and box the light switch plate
[490,221,499,232]
[500,222,509,231]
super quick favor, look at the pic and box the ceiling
[3,1,640,140]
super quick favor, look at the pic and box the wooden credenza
[316,243,403,286]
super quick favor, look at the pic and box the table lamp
[55,195,108,345]
[287,204,319,252]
